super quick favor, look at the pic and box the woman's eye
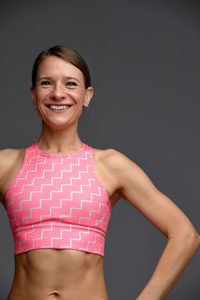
[41,81,51,86]
[67,81,77,87]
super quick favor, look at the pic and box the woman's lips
[47,104,72,112]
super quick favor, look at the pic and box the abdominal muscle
[7,249,109,300]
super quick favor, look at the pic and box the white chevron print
[11,158,64,224]
[5,142,112,257]
[7,155,46,206]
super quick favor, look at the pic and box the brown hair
[31,45,91,89]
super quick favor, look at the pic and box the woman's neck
[37,123,82,153]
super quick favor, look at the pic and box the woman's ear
[30,86,37,107]
[83,87,94,108]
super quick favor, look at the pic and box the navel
[49,290,60,297]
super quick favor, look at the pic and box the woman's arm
[106,149,199,300]
[0,192,4,205]
[0,150,8,206]
[0,148,23,200]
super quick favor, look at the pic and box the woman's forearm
[136,229,199,300]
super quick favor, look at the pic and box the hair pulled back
[32,45,91,89]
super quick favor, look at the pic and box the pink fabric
[5,142,111,257]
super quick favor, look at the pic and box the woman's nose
[51,84,66,100]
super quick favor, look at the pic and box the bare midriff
[7,249,109,300]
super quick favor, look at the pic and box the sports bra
[5,142,111,257]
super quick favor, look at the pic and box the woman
[0,45,199,300]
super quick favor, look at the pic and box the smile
[47,104,72,111]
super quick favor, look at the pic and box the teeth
[49,105,69,110]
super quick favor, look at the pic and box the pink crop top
[5,142,111,257]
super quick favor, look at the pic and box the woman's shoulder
[91,146,138,199]
[0,146,26,161]
[92,146,131,171]
[0,147,26,177]
[0,147,26,205]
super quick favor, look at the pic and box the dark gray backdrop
[0,0,200,299]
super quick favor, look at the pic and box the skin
[0,55,199,300]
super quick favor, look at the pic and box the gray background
[0,0,200,299]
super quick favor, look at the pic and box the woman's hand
[104,149,199,300]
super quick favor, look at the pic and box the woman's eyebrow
[37,76,81,83]
[37,76,52,81]
[64,76,81,83]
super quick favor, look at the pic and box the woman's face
[30,55,93,130]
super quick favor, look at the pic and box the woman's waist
[8,278,108,300]
[14,248,104,285]
[10,258,108,300]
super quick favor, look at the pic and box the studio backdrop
[0,1,199,299]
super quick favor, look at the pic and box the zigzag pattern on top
[5,142,111,257]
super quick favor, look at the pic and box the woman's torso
[9,249,107,300]
[0,143,119,300]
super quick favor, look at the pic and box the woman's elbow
[180,226,199,253]
[169,222,199,252]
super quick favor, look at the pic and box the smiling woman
[0,45,199,300]
[31,53,93,131]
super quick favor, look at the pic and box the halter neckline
[34,141,86,158]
